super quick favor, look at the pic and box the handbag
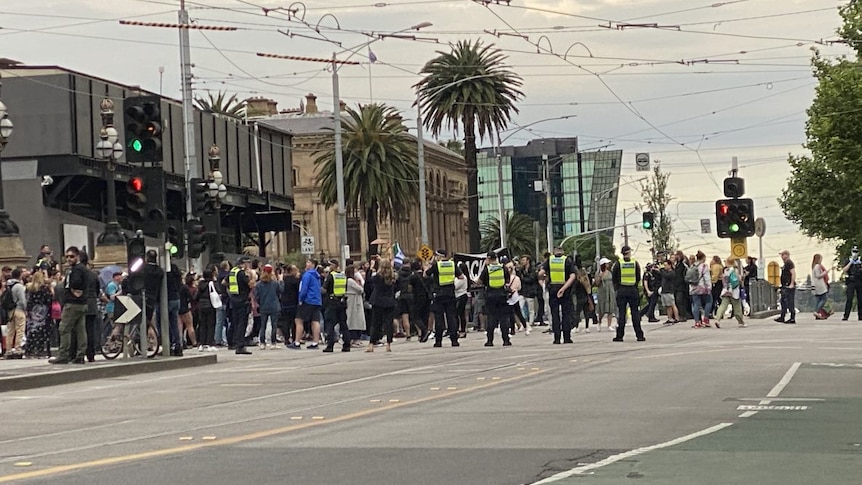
[50,300,62,320]
[208,282,223,309]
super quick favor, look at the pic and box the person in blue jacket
[289,259,322,350]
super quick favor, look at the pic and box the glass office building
[477,137,622,246]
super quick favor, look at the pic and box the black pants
[485,299,510,344]
[779,287,796,320]
[370,305,395,344]
[548,290,574,343]
[85,313,99,361]
[232,301,250,350]
[411,299,430,336]
[535,292,546,323]
[616,287,644,340]
[198,307,216,346]
[280,306,297,343]
[675,290,691,319]
[456,294,468,333]
[510,302,527,328]
[433,297,459,344]
[324,300,349,348]
[641,291,659,321]
[844,282,862,319]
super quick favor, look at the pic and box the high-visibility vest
[549,257,566,284]
[332,272,347,297]
[228,267,241,295]
[488,264,505,288]
[620,259,637,286]
[437,261,455,286]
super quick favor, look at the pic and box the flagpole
[368,61,373,103]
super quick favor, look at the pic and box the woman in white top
[811,253,831,319]
[714,256,745,328]
[506,261,530,335]
[455,263,469,338]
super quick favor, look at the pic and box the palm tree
[195,91,246,119]
[480,212,537,259]
[415,39,524,252]
[313,103,418,254]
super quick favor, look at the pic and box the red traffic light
[718,203,729,216]
[127,177,144,193]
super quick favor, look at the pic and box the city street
[1,315,860,485]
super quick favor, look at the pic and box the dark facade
[0,66,294,261]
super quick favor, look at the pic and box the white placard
[301,236,315,255]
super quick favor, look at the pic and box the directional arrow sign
[114,295,142,325]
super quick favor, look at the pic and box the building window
[346,208,361,250]
[292,168,299,187]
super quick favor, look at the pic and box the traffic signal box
[125,167,166,235]
[715,198,755,238]
[190,178,210,218]
[642,211,655,230]
[187,218,206,258]
[123,95,163,164]
[126,236,146,293]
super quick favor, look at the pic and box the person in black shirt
[842,247,862,321]
[424,249,465,348]
[279,265,300,345]
[408,260,432,342]
[641,263,661,323]
[774,249,796,324]
[49,246,88,364]
[80,253,101,362]
[660,260,680,324]
[480,252,511,346]
[228,257,254,354]
[321,259,350,353]
[196,269,217,349]
[539,245,577,344]
[165,262,183,355]
[743,256,757,305]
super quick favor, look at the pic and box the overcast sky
[1,0,852,275]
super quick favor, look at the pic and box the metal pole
[544,154,553,253]
[160,246,170,357]
[332,54,348,268]
[139,289,147,360]
[534,220,540,261]
[623,211,629,247]
[758,235,763,279]
[594,193,600,264]
[416,107,428,246]
[496,152,506,248]
[179,0,200,271]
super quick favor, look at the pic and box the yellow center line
[0,369,546,483]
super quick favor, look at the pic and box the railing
[749,279,778,313]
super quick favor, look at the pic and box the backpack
[684,265,700,284]
[1,282,20,312]
[728,269,740,289]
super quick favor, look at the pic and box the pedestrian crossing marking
[311,416,325,420]
[491,377,501,380]
[370,399,382,403]
[179,437,193,441]
[736,405,809,411]
[13,462,32,467]
[389,399,401,402]
[290,416,303,420]
[430,387,440,390]
[201,437,217,441]
[446,387,457,390]
[477,377,486,380]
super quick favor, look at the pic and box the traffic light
[125,235,146,293]
[715,198,755,238]
[123,95,163,164]
[723,177,745,198]
[186,218,206,258]
[125,175,147,223]
[141,166,167,235]
[642,211,655,230]
[167,223,184,259]
[190,178,209,217]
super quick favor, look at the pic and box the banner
[453,247,511,289]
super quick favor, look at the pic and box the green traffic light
[169,244,178,256]
[729,223,740,233]
[643,222,652,229]
[131,139,143,152]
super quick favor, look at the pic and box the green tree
[194,91,246,119]
[561,233,617,270]
[415,39,524,252]
[439,139,464,155]
[639,162,677,255]
[779,3,862,257]
[313,104,418,254]
[479,212,537,258]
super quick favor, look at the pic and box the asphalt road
[1,315,860,485]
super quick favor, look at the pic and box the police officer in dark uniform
[480,251,512,346]
[612,245,645,342]
[322,259,350,353]
[540,245,577,344]
[842,246,862,321]
[228,256,254,355]
[424,249,464,348]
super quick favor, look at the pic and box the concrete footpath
[0,352,217,393]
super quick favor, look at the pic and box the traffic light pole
[179,0,201,272]
[160,243,170,357]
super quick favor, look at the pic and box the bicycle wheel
[100,335,123,360]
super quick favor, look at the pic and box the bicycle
[100,319,160,359]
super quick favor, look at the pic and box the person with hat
[611,245,645,342]
[424,249,465,347]
[479,251,512,346]
[538,245,577,344]
[321,259,350,352]
[228,256,255,354]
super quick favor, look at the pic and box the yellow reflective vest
[437,261,455,286]
[488,264,505,288]
[549,257,566,285]
[332,272,347,297]
[228,267,241,295]
[620,259,637,286]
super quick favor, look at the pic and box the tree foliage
[561,233,617,270]
[639,162,677,255]
[479,212,537,258]
[779,2,862,257]
[194,91,246,119]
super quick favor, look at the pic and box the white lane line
[740,362,801,418]
[739,411,758,418]
[530,423,733,484]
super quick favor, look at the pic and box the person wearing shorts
[660,260,679,324]
[289,259,322,350]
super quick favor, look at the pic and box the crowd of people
[0,242,842,361]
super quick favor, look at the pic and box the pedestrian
[641,263,660,323]
[714,256,745,328]
[49,246,88,364]
[165,261,183,356]
[290,259,322,350]
[215,260,231,347]
[689,251,713,328]
[841,246,862,321]
[228,256,255,354]
[279,265,300,346]
[709,255,724,317]
[518,255,539,327]
[424,249,464,348]
[480,251,511,346]
[506,260,529,334]
[540,245,576,344]
[2,268,27,358]
[321,260,350,353]
[366,258,397,352]
[345,265,367,347]
[408,260,431,342]
[611,245,645,342]
[659,259,680,324]
[774,249,797,324]
[674,251,692,322]
[595,257,617,332]
[455,262,469,339]
[743,256,758,306]
[24,269,53,358]
[80,253,101,362]
[179,273,199,350]
[811,254,831,320]
[572,268,592,333]
[195,269,218,351]
[252,264,280,349]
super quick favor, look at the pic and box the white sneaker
[585,328,590,333]
[525,328,531,336]
[259,343,266,350]
[575,327,582,333]
[198,345,204,352]
[597,326,602,332]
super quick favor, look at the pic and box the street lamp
[96,98,126,246]
[207,144,228,254]
[0,79,18,236]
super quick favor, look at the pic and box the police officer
[539,245,577,344]
[424,249,464,348]
[612,245,645,342]
[322,259,350,352]
[228,256,254,354]
[480,251,512,346]
[842,246,862,321]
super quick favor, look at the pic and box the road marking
[201,437,216,441]
[388,399,401,402]
[178,437,193,441]
[430,387,440,390]
[0,370,545,483]
[12,463,31,467]
[290,417,302,420]
[737,398,823,402]
[738,411,758,418]
[530,422,734,483]
[737,405,808,411]
[741,362,801,418]
[810,362,862,368]
[311,416,325,420]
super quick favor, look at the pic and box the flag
[393,241,405,268]
[368,49,378,64]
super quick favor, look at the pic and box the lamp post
[207,144,228,255]
[0,80,17,236]
[95,98,125,247]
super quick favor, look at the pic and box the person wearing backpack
[714,256,745,328]
[688,251,714,328]
[2,268,28,358]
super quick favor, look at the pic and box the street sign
[635,153,650,172]
[114,295,142,325]
[301,235,315,255]
[754,217,766,238]
[730,237,748,259]
[417,244,433,262]
[700,218,711,234]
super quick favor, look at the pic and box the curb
[0,354,217,393]
[750,310,781,319]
